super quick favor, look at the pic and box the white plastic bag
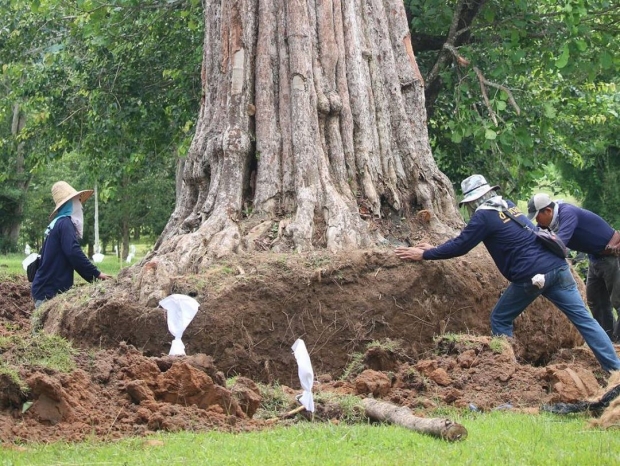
[159,294,200,356]
[22,253,39,271]
[291,338,315,412]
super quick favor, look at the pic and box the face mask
[71,198,84,239]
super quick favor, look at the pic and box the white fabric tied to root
[291,338,315,412]
[159,294,200,356]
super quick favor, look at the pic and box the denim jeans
[490,265,620,372]
[587,256,620,342]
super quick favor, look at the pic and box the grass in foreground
[1,411,618,466]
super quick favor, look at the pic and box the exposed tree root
[363,398,467,441]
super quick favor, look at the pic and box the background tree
[0,0,58,252]
[0,0,203,254]
[406,0,620,207]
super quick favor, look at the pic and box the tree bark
[363,398,468,442]
[137,0,460,305]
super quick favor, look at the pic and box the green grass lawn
[1,412,618,465]
[0,242,151,279]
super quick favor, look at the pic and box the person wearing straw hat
[527,193,620,342]
[394,174,620,373]
[31,181,112,308]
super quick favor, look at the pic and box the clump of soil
[1,244,619,443]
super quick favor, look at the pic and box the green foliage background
[407,0,619,226]
[1,0,619,254]
[1,0,203,252]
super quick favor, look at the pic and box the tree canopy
[1,0,203,252]
[1,0,619,253]
[407,0,620,221]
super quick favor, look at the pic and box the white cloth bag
[291,338,315,412]
[159,294,200,356]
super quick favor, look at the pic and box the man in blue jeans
[395,174,620,372]
[527,193,620,343]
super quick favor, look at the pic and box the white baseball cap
[527,193,553,219]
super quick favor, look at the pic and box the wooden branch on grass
[363,398,467,442]
[265,405,309,424]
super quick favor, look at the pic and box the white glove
[532,274,545,289]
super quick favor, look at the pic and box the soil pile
[37,247,585,381]
[1,246,619,443]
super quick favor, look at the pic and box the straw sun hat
[49,181,94,218]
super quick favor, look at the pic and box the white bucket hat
[458,174,500,206]
[50,181,94,219]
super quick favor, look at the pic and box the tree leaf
[555,44,570,69]
[543,104,557,119]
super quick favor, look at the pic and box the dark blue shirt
[31,217,101,301]
[553,203,615,261]
[423,202,566,283]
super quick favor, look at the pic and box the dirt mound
[1,247,619,444]
[38,246,583,383]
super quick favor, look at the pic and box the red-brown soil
[1,245,619,444]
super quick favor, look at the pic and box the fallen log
[363,398,467,442]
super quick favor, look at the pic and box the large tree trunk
[137,0,460,305]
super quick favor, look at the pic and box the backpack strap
[502,209,530,230]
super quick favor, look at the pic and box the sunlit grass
[0,242,152,280]
[1,412,618,465]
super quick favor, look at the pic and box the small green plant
[367,338,402,353]
[226,376,239,388]
[312,392,366,424]
[220,265,236,275]
[3,322,21,332]
[304,254,331,269]
[489,337,508,354]
[255,383,292,419]
[434,333,461,344]
[0,362,29,393]
[340,352,364,380]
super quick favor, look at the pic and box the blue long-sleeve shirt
[552,203,615,262]
[423,202,566,283]
[32,217,101,301]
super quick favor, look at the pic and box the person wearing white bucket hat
[31,181,112,308]
[395,174,620,373]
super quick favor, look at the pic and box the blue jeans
[491,265,620,372]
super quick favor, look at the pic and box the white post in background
[92,183,104,263]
